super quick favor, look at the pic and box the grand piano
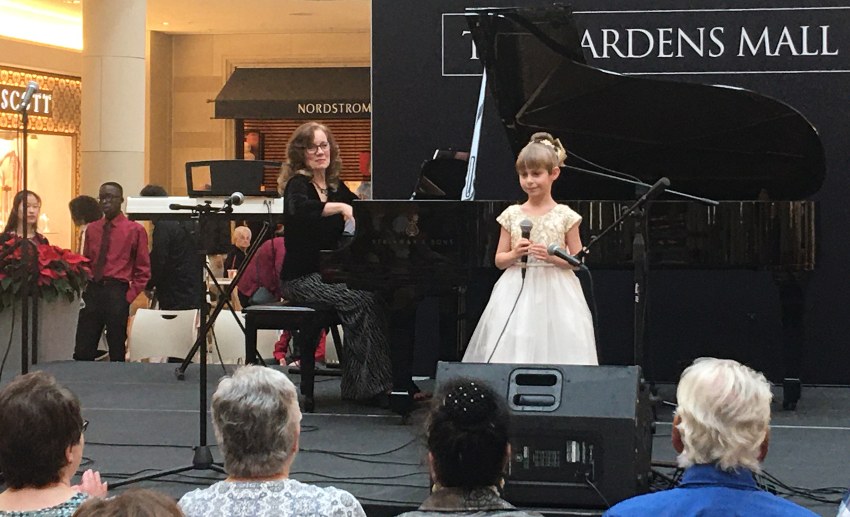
[321,5,822,409]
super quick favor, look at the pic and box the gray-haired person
[178,366,366,517]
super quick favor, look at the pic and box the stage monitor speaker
[435,362,653,510]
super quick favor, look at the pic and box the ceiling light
[0,0,82,50]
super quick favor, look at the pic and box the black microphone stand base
[109,445,225,488]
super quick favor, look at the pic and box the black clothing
[74,280,130,361]
[224,245,247,272]
[147,220,202,310]
[0,231,49,246]
[201,220,231,255]
[280,174,357,280]
[278,173,392,400]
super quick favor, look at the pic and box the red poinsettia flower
[37,245,62,267]
[0,236,91,310]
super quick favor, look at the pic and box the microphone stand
[111,199,266,488]
[19,101,32,374]
[564,164,717,386]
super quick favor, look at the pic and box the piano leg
[387,303,417,418]
[295,326,323,413]
[775,272,807,411]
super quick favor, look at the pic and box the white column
[81,0,146,198]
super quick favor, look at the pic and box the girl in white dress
[463,133,598,365]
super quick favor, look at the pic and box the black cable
[301,451,420,467]
[301,437,417,457]
[290,470,425,482]
[756,469,844,504]
[486,273,525,363]
[84,441,203,449]
[584,474,611,508]
[303,479,427,490]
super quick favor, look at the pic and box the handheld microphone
[547,243,583,267]
[638,177,670,204]
[519,219,533,279]
[18,81,38,112]
[226,192,245,206]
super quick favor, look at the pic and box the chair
[127,309,199,362]
[243,302,344,412]
[211,312,279,364]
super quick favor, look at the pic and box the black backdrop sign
[372,0,850,384]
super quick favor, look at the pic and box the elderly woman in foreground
[178,366,366,517]
[398,379,542,516]
[0,371,107,516]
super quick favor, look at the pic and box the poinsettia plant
[0,236,91,311]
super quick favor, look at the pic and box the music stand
[411,150,468,200]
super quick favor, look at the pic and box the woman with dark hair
[278,122,393,407]
[2,190,48,244]
[68,195,103,254]
[0,371,107,515]
[398,379,543,516]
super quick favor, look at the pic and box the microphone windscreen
[519,218,533,238]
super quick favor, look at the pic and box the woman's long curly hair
[277,122,343,194]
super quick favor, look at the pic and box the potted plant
[0,236,91,370]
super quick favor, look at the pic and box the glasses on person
[304,142,330,154]
[81,419,89,433]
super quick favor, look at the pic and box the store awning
[214,67,371,120]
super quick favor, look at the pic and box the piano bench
[243,301,344,413]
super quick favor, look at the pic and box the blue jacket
[604,464,818,517]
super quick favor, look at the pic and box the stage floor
[1,362,847,516]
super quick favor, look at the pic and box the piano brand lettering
[581,25,838,59]
[0,85,52,116]
[297,102,371,115]
[371,238,455,246]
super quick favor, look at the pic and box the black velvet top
[280,173,357,281]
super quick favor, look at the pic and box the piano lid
[466,6,826,201]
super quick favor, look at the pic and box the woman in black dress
[278,122,393,403]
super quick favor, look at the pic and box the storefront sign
[0,84,53,117]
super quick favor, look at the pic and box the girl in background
[3,190,48,245]
[463,133,597,365]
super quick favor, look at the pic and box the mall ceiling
[28,0,370,34]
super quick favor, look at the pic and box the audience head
[99,182,124,220]
[231,225,251,251]
[211,365,301,479]
[0,371,85,488]
[4,189,42,235]
[69,195,103,225]
[516,132,567,174]
[426,379,510,489]
[673,357,772,472]
[278,121,342,193]
[140,184,168,197]
[72,489,183,517]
